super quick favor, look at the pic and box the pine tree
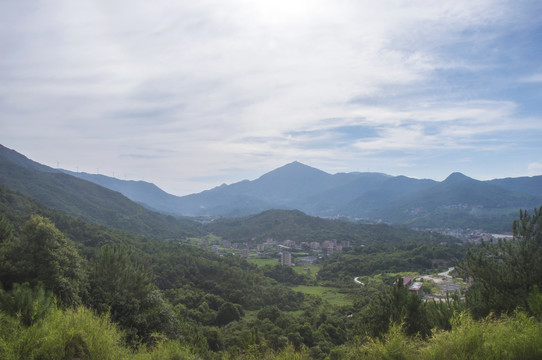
[458,206,542,318]
[0,215,86,307]
[87,244,180,345]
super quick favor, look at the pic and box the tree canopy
[458,206,542,318]
[0,215,86,307]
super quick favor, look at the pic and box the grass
[247,257,279,267]
[184,234,222,246]
[292,263,321,280]
[243,310,259,322]
[291,285,353,306]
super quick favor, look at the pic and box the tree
[257,305,281,323]
[457,206,542,318]
[215,302,241,326]
[0,214,13,242]
[0,215,86,307]
[359,278,430,338]
[0,282,55,325]
[87,244,180,345]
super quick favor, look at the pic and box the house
[394,277,412,286]
[409,282,424,297]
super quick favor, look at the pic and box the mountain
[0,144,58,173]
[172,162,395,217]
[340,175,437,217]
[488,176,542,197]
[1,144,541,231]
[59,170,185,215]
[0,146,200,239]
[372,172,542,231]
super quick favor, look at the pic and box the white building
[281,251,292,266]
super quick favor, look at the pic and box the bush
[0,282,55,326]
[421,312,542,360]
[0,306,128,359]
[345,311,542,360]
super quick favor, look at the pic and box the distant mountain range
[0,144,200,239]
[1,144,541,231]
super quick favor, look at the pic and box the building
[211,245,219,254]
[284,239,296,248]
[242,248,249,258]
[281,251,292,266]
[409,282,424,297]
[394,277,412,286]
[340,240,350,248]
[299,255,317,264]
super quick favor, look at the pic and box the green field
[291,285,353,306]
[292,263,321,280]
[247,257,279,267]
[185,234,222,246]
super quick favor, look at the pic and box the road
[354,277,365,286]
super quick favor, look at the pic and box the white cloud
[1,0,541,194]
[528,163,542,176]
[521,73,542,83]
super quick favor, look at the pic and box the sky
[1,0,542,196]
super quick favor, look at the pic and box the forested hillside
[0,146,541,359]
[1,176,542,358]
[206,209,448,245]
[0,155,202,239]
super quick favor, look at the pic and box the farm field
[290,285,353,306]
[247,257,279,267]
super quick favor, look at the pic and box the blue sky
[1,0,541,195]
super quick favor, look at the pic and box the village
[199,236,351,264]
[196,235,468,303]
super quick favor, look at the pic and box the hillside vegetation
[1,176,541,358]
[1,145,542,358]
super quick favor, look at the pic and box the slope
[60,170,186,215]
[488,176,542,197]
[0,155,200,239]
[374,172,542,230]
[340,175,437,218]
[205,209,458,246]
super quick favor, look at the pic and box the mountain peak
[283,161,309,168]
[443,172,473,184]
[259,161,329,179]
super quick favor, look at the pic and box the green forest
[1,186,541,359]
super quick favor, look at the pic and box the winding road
[354,277,365,286]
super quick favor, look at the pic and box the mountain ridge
[0,145,201,238]
[1,144,541,231]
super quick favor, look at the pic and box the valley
[0,144,541,359]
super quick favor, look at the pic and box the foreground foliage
[347,311,542,360]
[458,206,542,318]
[0,306,195,360]
[2,306,541,360]
[1,185,541,358]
